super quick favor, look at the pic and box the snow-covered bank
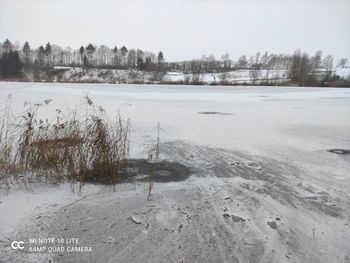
[19,66,349,86]
[0,184,101,236]
[0,82,350,262]
[1,141,350,263]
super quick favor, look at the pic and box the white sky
[0,0,349,61]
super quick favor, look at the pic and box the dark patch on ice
[267,221,277,229]
[84,159,191,184]
[198,111,232,115]
[327,149,350,155]
[231,215,246,222]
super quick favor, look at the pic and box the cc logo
[11,241,24,250]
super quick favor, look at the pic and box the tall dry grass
[0,95,130,191]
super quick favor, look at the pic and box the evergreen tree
[157,51,164,64]
[22,41,31,65]
[86,44,96,54]
[0,50,22,78]
[121,46,128,56]
[45,42,52,65]
[79,46,85,65]
[38,45,45,65]
[137,50,144,69]
[113,46,119,67]
[85,44,96,66]
[2,39,12,52]
[83,55,89,68]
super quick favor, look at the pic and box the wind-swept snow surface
[0,82,350,263]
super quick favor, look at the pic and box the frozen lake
[1,82,349,160]
[2,82,350,101]
[1,82,350,263]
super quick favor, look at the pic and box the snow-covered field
[164,69,290,83]
[0,82,350,263]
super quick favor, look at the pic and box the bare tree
[221,53,231,69]
[189,60,204,84]
[237,55,248,69]
[218,71,231,84]
[289,50,312,85]
[322,55,334,81]
[249,66,261,84]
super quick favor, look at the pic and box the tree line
[0,38,349,86]
[170,51,348,85]
[0,39,165,78]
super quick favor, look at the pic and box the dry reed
[0,95,130,191]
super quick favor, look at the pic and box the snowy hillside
[53,67,164,83]
[48,67,350,85]
[52,67,289,85]
[164,69,289,84]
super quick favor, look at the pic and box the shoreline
[0,79,349,88]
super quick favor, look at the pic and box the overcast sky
[1,0,349,61]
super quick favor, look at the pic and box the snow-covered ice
[0,82,349,263]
